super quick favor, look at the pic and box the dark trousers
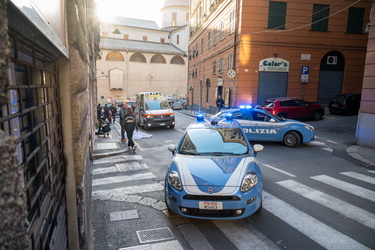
[126,129,135,147]
[120,120,126,139]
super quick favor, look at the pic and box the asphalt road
[91,111,375,250]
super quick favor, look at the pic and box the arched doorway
[317,51,345,104]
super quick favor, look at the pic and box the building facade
[0,0,100,249]
[188,0,371,115]
[97,0,190,104]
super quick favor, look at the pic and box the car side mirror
[253,144,264,156]
[269,118,276,123]
[167,144,176,155]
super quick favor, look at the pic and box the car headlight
[241,172,258,192]
[146,115,153,119]
[304,125,314,131]
[168,171,182,191]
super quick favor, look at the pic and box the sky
[95,0,164,27]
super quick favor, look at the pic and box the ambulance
[135,92,175,130]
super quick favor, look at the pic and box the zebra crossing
[91,154,375,249]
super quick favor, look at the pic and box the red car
[262,97,325,121]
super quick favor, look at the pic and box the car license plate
[332,104,338,107]
[199,201,223,210]
[160,123,165,126]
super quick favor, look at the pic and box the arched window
[106,51,125,61]
[129,53,147,63]
[170,56,185,65]
[150,54,166,64]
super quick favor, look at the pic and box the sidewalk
[178,109,375,168]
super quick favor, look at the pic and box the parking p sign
[301,66,309,83]
[301,66,309,74]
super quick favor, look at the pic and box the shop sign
[259,58,289,72]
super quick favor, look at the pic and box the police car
[164,114,264,219]
[212,105,315,147]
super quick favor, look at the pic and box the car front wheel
[283,131,301,147]
[312,110,323,120]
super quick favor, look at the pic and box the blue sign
[301,66,309,74]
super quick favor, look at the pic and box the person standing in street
[110,104,117,124]
[103,104,110,122]
[216,94,225,113]
[119,104,127,142]
[97,103,102,121]
[124,107,138,151]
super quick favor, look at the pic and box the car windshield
[145,100,171,110]
[178,128,249,156]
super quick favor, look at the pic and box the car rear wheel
[312,110,323,120]
[283,131,301,147]
[277,113,287,119]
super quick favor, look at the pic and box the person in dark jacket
[110,104,117,124]
[119,104,127,142]
[97,104,102,120]
[124,107,138,151]
[216,95,225,112]
[103,104,110,122]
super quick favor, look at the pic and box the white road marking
[92,172,155,186]
[277,179,375,230]
[327,140,338,144]
[263,191,370,250]
[213,220,279,250]
[261,164,296,177]
[178,129,185,133]
[92,183,164,197]
[311,175,375,202]
[341,171,375,185]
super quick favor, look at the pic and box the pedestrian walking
[119,104,127,142]
[124,107,138,151]
[103,104,110,122]
[110,104,117,124]
[216,94,225,113]
[97,103,102,120]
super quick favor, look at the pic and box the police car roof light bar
[196,113,204,122]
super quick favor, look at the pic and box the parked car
[328,93,361,115]
[164,114,264,219]
[213,105,315,147]
[172,101,184,110]
[262,97,325,121]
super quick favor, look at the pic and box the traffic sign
[228,70,236,78]
[301,66,309,74]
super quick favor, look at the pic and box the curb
[346,145,375,167]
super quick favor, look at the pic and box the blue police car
[164,114,264,219]
[212,105,315,147]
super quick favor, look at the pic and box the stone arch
[129,53,147,63]
[170,55,185,65]
[150,54,166,64]
[106,51,124,61]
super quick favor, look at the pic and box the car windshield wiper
[200,152,238,156]
[179,150,200,155]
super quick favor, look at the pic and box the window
[143,36,148,42]
[212,61,216,74]
[229,9,236,34]
[213,26,218,45]
[161,38,165,44]
[171,56,185,65]
[220,20,225,40]
[106,51,125,61]
[123,34,129,40]
[129,53,147,63]
[347,7,364,34]
[177,35,180,44]
[228,54,233,70]
[208,31,211,48]
[150,54,166,64]
[102,32,108,37]
[268,1,287,29]
[206,79,210,103]
[201,38,204,54]
[219,58,224,73]
[311,4,329,31]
